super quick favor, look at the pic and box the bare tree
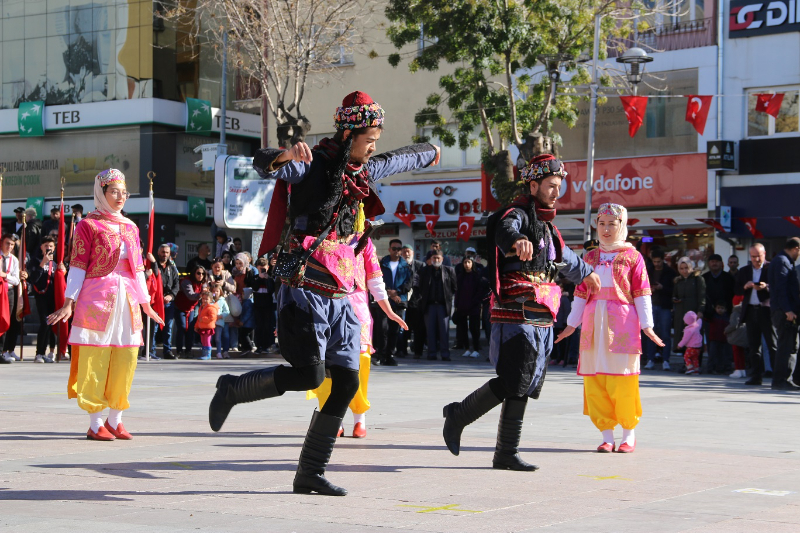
[160,0,377,147]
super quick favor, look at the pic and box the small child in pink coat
[677,311,703,374]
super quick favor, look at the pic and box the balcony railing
[607,17,716,57]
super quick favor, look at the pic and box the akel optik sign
[730,0,800,38]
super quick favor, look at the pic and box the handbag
[274,205,341,288]
[226,293,242,317]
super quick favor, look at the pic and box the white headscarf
[233,252,250,274]
[93,169,134,225]
[595,203,633,252]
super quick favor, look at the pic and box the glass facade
[0,0,235,109]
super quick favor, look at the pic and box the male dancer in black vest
[208,92,439,495]
[442,154,600,470]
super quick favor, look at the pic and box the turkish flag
[653,218,678,226]
[53,199,69,355]
[739,217,764,238]
[395,212,416,228]
[685,95,713,135]
[575,218,584,224]
[456,216,475,242]
[145,188,165,324]
[627,218,640,226]
[697,218,725,232]
[784,216,800,229]
[481,165,502,212]
[425,215,439,237]
[755,93,784,118]
[620,96,648,137]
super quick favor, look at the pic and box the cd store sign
[730,0,800,38]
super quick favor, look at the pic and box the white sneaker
[730,369,744,378]
[462,350,472,358]
[7,352,20,361]
[34,354,45,363]
[43,354,55,363]
[470,351,480,358]
[662,361,671,371]
[644,360,655,370]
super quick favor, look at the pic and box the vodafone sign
[730,0,800,38]
[555,153,707,211]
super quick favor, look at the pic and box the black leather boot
[442,382,502,456]
[293,411,347,496]
[209,367,282,432]
[492,398,539,471]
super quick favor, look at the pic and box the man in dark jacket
[24,208,41,257]
[644,247,677,370]
[27,236,59,362]
[42,207,61,237]
[419,250,457,360]
[399,245,425,358]
[767,237,800,390]
[735,243,777,385]
[372,238,412,366]
[152,243,180,358]
[704,253,735,315]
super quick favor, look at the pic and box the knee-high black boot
[209,368,282,432]
[442,382,502,456]
[293,410,347,496]
[492,398,539,471]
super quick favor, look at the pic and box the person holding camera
[28,236,65,363]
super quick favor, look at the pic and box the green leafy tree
[386,0,670,204]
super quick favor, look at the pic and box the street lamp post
[581,18,654,243]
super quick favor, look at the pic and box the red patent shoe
[337,427,344,437]
[87,426,115,441]
[617,441,636,453]
[352,422,366,439]
[104,420,133,440]
[596,442,615,453]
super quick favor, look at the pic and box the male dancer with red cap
[209,92,439,496]
[442,154,600,470]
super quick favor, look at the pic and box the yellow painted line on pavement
[579,475,632,481]
[398,504,482,514]
[170,462,194,469]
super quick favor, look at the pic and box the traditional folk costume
[66,169,150,441]
[209,91,438,496]
[566,203,653,453]
[443,154,594,471]
[307,208,385,439]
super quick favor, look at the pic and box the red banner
[555,153,707,211]
[685,95,713,135]
[653,218,678,226]
[697,218,725,232]
[425,215,440,237]
[620,96,648,137]
[627,218,640,226]
[456,216,475,242]
[395,212,416,227]
[755,93,784,118]
[740,217,764,238]
[784,216,800,229]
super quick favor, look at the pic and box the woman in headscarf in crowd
[557,203,663,453]
[231,252,257,354]
[48,169,164,441]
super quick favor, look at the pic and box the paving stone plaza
[1,357,799,532]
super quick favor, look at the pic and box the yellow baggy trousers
[72,346,139,414]
[583,375,641,431]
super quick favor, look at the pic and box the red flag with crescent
[456,216,475,242]
[685,95,713,135]
[620,96,648,137]
[697,218,725,232]
[784,216,800,229]
[739,217,764,238]
[755,93,784,118]
[53,199,69,354]
[395,212,416,228]
[425,215,439,237]
[653,218,678,226]
[627,218,639,226]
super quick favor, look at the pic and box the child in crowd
[212,286,231,359]
[706,302,731,374]
[725,297,749,378]
[677,310,703,374]
[194,290,218,360]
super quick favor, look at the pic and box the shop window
[645,97,666,138]
[420,125,481,169]
[418,24,438,56]
[747,89,800,138]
